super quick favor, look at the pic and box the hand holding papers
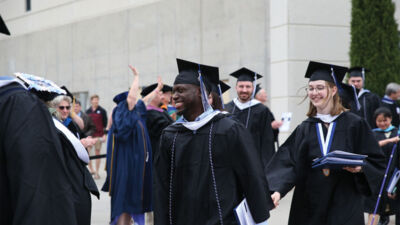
[312,150,367,170]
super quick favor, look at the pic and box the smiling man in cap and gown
[154,58,274,225]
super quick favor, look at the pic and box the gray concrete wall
[0,0,271,113]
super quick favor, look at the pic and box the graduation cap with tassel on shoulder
[174,58,218,111]
[304,61,361,110]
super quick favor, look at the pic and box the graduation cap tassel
[370,143,398,225]
[351,85,361,111]
[198,69,212,112]
[251,73,257,99]
[245,73,257,128]
[330,67,342,92]
[217,84,225,110]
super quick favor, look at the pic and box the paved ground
[89,158,396,225]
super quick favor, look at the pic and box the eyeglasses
[306,86,327,93]
[58,106,71,110]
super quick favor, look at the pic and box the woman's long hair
[306,81,346,117]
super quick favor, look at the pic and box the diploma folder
[387,168,400,194]
[312,150,367,169]
[234,198,266,225]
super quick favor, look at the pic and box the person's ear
[331,86,338,96]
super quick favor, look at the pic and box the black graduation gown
[225,101,275,167]
[145,108,173,161]
[364,128,400,215]
[0,83,77,225]
[357,91,381,128]
[154,113,274,225]
[56,124,100,225]
[268,110,279,151]
[266,112,386,225]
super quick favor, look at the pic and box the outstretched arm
[127,65,139,111]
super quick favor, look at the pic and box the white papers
[235,198,268,225]
[279,112,292,132]
[234,198,256,225]
[387,169,400,194]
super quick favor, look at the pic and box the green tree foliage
[350,0,400,97]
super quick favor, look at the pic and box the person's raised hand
[156,76,164,91]
[129,65,139,76]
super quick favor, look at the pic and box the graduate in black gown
[140,81,174,161]
[266,61,386,225]
[348,67,381,128]
[0,77,78,225]
[154,59,274,225]
[364,107,400,225]
[18,73,100,225]
[225,68,275,167]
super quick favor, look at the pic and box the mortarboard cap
[113,91,128,104]
[14,73,66,101]
[230,67,262,82]
[140,83,158,97]
[174,58,218,91]
[219,81,230,94]
[60,86,75,101]
[305,61,348,84]
[162,84,173,93]
[140,83,174,97]
[348,67,369,78]
[0,15,10,36]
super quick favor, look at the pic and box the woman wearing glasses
[52,95,85,138]
[266,61,386,225]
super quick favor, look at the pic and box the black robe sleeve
[230,122,274,222]
[0,86,77,225]
[260,107,275,166]
[153,131,171,225]
[266,126,302,197]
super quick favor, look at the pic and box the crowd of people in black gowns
[2,16,400,225]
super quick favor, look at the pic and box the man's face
[91,97,99,108]
[172,84,201,116]
[74,103,81,114]
[348,77,364,90]
[161,91,172,105]
[396,90,400,100]
[256,89,268,104]
[236,81,254,102]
